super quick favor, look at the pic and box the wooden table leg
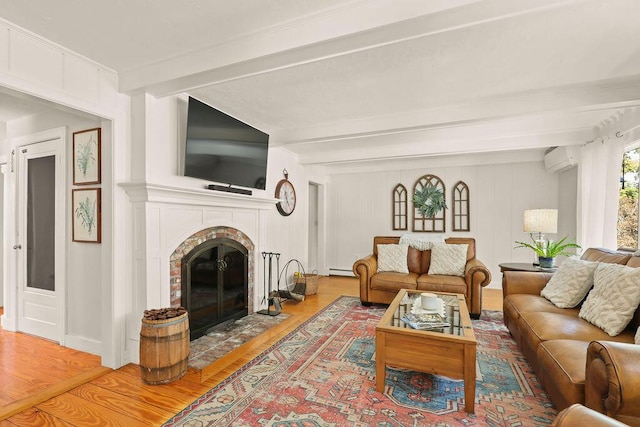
[376,331,385,392]
[463,343,476,413]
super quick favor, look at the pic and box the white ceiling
[1,0,640,166]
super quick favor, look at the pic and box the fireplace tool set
[258,252,307,316]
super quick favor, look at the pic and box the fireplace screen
[181,238,248,340]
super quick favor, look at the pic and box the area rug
[164,296,557,426]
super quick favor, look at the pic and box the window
[618,148,639,249]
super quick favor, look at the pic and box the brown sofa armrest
[502,271,553,297]
[353,254,377,303]
[552,404,629,427]
[465,258,492,287]
[586,341,640,425]
[464,258,492,316]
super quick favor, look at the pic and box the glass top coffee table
[375,289,477,413]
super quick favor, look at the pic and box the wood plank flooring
[0,278,503,426]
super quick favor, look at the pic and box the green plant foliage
[76,138,96,177]
[75,196,97,234]
[413,184,446,218]
[514,234,581,258]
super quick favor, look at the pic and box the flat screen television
[184,96,269,190]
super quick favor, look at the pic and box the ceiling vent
[544,146,578,173]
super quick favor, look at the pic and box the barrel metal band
[143,315,187,328]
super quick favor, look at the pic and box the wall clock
[275,169,296,216]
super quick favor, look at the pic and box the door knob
[13,244,22,249]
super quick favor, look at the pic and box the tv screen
[184,96,269,190]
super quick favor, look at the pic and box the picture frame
[73,127,101,185]
[72,188,101,243]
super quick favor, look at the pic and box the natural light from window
[618,148,639,249]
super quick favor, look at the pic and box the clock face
[275,179,296,216]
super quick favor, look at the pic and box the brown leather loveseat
[503,247,640,426]
[353,236,491,318]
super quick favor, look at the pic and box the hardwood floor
[0,278,503,426]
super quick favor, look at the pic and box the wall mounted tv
[184,96,269,190]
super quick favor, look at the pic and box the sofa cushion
[540,257,598,308]
[505,294,580,323]
[537,340,590,410]
[371,271,418,292]
[407,247,423,274]
[579,263,640,336]
[519,312,635,367]
[417,273,467,295]
[428,243,468,276]
[377,244,409,273]
[580,248,631,264]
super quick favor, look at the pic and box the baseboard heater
[329,268,355,277]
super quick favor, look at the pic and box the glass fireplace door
[182,239,248,340]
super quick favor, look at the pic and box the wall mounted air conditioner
[544,146,578,173]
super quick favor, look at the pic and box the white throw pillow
[541,256,598,308]
[428,243,468,277]
[579,263,640,336]
[377,244,409,273]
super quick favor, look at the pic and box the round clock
[275,171,296,216]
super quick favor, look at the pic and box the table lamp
[523,209,558,265]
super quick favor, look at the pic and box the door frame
[3,127,66,341]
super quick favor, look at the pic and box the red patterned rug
[164,296,557,426]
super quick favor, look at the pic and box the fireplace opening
[181,237,248,340]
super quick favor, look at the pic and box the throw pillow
[579,263,640,336]
[540,256,598,308]
[636,326,640,345]
[377,244,409,273]
[428,243,468,277]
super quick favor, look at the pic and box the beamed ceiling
[1,0,640,166]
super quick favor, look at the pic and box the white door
[16,137,65,342]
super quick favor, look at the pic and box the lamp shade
[523,209,558,234]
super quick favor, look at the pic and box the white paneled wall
[327,157,569,288]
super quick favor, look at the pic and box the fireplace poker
[261,252,267,304]
[258,252,281,316]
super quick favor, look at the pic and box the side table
[499,263,557,273]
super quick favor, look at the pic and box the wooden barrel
[139,312,190,385]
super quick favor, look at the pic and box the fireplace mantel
[119,182,278,210]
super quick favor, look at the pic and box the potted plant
[514,235,581,268]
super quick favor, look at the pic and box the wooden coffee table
[375,289,477,413]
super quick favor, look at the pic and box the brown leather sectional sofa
[353,236,491,318]
[503,247,640,426]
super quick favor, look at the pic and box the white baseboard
[329,268,355,277]
[64,334,102,356]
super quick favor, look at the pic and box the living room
[1,1,640,425]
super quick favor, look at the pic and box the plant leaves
[413,184,446,218]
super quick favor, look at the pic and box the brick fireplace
[169,226,255,339]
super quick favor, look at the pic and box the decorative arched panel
[392,184,408,230]
[412,174,446,232]
[452,181,470,231]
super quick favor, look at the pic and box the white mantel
[120,181,277,364]
[119,182,278,209]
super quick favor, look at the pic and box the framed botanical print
[73,128,101,185]
[72,188,101,243]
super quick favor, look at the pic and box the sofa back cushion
[580,247,631,264]
[372,236,477,274]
